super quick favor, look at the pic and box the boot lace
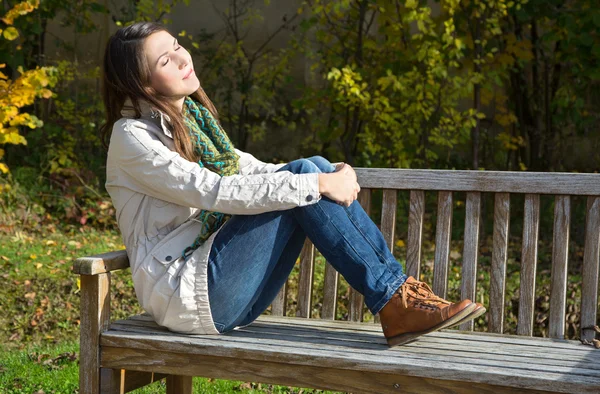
[400,279,452,309]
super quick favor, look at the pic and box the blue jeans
[207,156,407,333]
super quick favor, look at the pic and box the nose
[178,57,188,69]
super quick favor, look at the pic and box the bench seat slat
[101,346,559,394]
[101,316,600,393]
[490,193,510,333]
[407,190,425,278]
[105,323,600,375]
[110,315,597,356]
[549,196,570,338]
[518,194,540,336]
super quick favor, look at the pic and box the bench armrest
[73,250,130,275]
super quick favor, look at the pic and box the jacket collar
[121,97,174,138]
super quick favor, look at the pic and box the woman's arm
[235,148,287,175]
[109,120,320,215]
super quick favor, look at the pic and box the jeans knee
[307,155,336,173]
[285,158,320,174]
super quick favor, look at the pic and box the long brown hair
[100,22,219,162]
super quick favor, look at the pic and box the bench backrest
[271,169,600,342]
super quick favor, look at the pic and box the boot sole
[448,306,487,329]
[386,303,478,347]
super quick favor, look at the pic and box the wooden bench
[73,168,600,393]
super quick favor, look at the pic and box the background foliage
[1,0,599,231]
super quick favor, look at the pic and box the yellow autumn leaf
[36,263,42,269]
[178,30,186,37]
[76,277,81,290]
[3,27,19,41]
[395,239,406,248]
[45,240,56,246]
[29,254,37,259]
[0,163,8,174]
[1,255,9,261]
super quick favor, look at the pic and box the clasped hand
[318,163,361,207]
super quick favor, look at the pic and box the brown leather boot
[379,276,477,347]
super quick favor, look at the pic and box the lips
[183,68,194,80]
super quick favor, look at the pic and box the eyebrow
[155,38,178,66]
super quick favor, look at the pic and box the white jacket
[105,99,321,334]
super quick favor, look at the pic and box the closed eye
[162,43,182,66]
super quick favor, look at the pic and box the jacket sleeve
[110,119,320,215]
[235,148,287,175]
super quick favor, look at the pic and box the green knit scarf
[182,96,239,258]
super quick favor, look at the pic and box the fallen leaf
[1,255,9,261]
[24,292,36,300]
[36,263,43,269]
[30,319,38,327]
[45,240,56,246]
[29,254,37,260]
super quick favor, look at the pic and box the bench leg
[166,375,193,393]
[80,273,112,394]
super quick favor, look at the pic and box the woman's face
[143,30,200,102]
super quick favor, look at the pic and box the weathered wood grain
[80,273,112,394]
[433,191,453,298]
[489,193,510,334]
[380,189,397,253]
[73,250,129,275]
[354,168,600,195]
[99,316,600,393]
[407,190,425,279]
[460,192,481,331]
[166,375,193,394]
[549,196,570,339]
[271,282,287,317]
[581,196,600,342]
[517,194,540,336]
[349,188,371,322]
[321,262,338,320]
[296,239,315,318]
[101,346,559,394]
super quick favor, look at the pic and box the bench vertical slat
[581,196,600,342]
[271,283,287,317]
[459,192,481,331]
[517,194,540,336]
[433,191,453,298]
[348,188,371,322]
[80,273,112,394]
[489,193,510,334]
[549,195,570,339]
[321,263,338,320]
[377,189,397,324]
[296,239,315,318]
[407,190,425,279]
[380,189,397,253]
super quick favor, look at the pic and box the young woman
[101,22,485,347]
